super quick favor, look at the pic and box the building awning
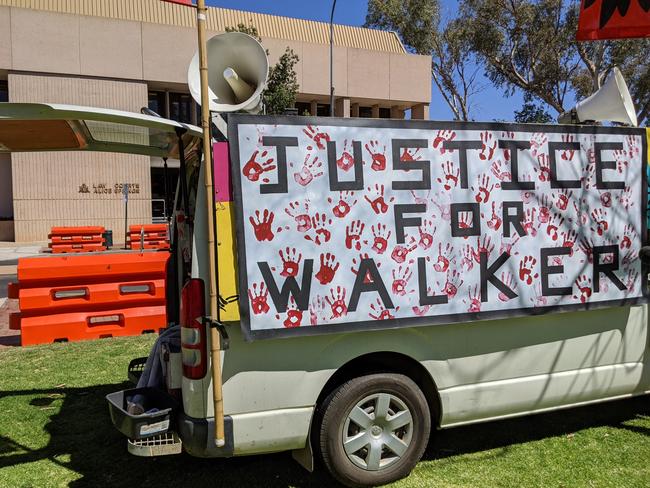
[0,103,202,159]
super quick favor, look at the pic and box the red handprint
[364,184,393,214]
[302,125,331,150]
[279,247,302,277]
[573,275,592,303]
[417,219,436,250]
[519,256,539,285]
[284,200,311,232]
[401,147,422,162]
[248,282,270,315]
[466,285,481,313]
[309,295,328,325]
[351,253,380,284]
[434,242,454,273]
[523,207,538,236]
[458,212,473,239]
[491,159,512,182]
[249,209,275,242]
[345,220,365,251]
[437,161,460,191]
[444,269,464,299]
[578,238,594,264]
[530,283,548,307]
[613,149,628,173]
[529,133,547,158]
[472,173,495,203]
[626,269,639,292]
[315,252,339,285]
[460,244,474,271]
[486,201,503,231]
[327,191,357,218]
[391,237,417,264]
[365,140,387,171]
[305,213,333,245]
[391,265,413,296]
[619,186,634,210]
[499,235,521,256]
[560,229,577,256]
[278,296,302,328]
[336,139,355,171]
[519,174,535,203]
[538,195,552,224]
[498,272,517,302]
[561,134,576,160]
[536,154,551,182]
[471,235,494,263]
[326,286,348,319]
[242,150,276,182]
[590,208,608,236]
[479,131,497,161]
[553,189,572,211]
[600,192,612,208]
[546,213,564,241]
[369,298,396,320]
[292,153,323,186]
[371,223,391,254]
[619,224,637,250]
[433,129,456,153]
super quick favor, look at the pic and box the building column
[411,103,429,120]
[335,97,350,117]
[391,105,405,119]
[310,100,318,116]
[350,102,359,118]
[371,104,380,118]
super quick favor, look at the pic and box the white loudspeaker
[187,32,269,114]
[558,67,637,127]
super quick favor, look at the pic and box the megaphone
[558,67,637,127]
[188,32,269,114]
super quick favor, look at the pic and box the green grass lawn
[0,336,649,487]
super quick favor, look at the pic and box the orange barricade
[9,251,170,346]
[48,226,107,253]
[128,224,170,251]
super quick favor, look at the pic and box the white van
[1,103,648,487]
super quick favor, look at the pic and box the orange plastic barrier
[48,226,107,253]
[128,224,170,251]
[10,251,170,346]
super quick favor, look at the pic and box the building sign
[577,0,650,40]
[228,115,648,341]
[78,183,140,195]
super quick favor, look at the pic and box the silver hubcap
[342,392,413,471]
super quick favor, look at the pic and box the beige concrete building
[0,0,431,242]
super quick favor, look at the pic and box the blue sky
[207,0,525,121]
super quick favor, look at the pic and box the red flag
[577,0,650,40]
[161,0,194,5]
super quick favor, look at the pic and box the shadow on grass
[424,395,650,461]
[0,383,648,487]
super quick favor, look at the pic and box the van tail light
[180,278,207,379]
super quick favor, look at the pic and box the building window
[316,104,330,116]
[379,107,391,119]
[148,90,197,124]
[0,81,8,103]
[295,101,311,116]
[358,106,373,118]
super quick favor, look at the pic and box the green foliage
[263,47,300,115]
[365,0,482,120]
[225,22,299,115]
[514,93,554,123]
[460,0,650,124]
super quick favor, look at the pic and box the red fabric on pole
[577,0,650,40]
[161,0,193,5]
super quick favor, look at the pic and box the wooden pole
[195,0,225,447]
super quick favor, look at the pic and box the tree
[460,0,650,124]
[514,93,554,123]
[225,22,300,115]
[365,0,484,121]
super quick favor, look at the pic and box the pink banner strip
[213,142,231,202]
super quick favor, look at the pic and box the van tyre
[319,373,430,487]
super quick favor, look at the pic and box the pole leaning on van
[195,0,226,447]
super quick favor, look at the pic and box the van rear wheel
[319,373,430,487]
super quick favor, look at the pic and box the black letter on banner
[595,143,625,190]
[499,140,534,190]
[347,259,394,312]
[593,245,626,292]
[540,247,572,296]
[394,204,426,244]
[260,136,297,194]
[391,139,430,190]
[450,203,480,238]
[442,140,482,189]
[327,140,364,191]
[258,259,313,312]
[480,252,516,302]
[548,141,581,189]
[502,201,526,238]
[417,257,448,305]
